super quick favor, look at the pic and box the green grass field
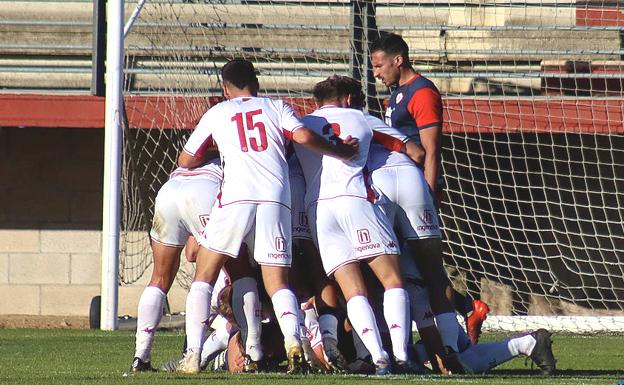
[0,329,622,385]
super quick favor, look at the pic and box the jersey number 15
[232,109,268,152]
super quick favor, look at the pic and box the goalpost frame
[101,0,124,331]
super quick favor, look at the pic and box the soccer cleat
[441,346,472,374]
[467,299,490,344]
[323,339,348,373]
[242,354,259,373]
[286,344,309,374]
[394,359,430,375]
[160,358,179,372]
[130,357,157,373]
[529,329,556,375]
[175,350,201,375]
[374,358,392,376]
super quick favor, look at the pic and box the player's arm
[372,130,425,166]
[292,126,358,160]
[178,146,218,169]
[178,111,218,168]
[419,126,441,193]
[408,87,443,193]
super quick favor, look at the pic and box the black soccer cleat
[529,329,556,375]
[130,357,157,373]
[242,354,259,373]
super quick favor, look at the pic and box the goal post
[101,0,124,331]
[114,0,624,333]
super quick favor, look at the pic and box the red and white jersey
[366,113,415,172]
[169,157,223,181]
[183,97,303,206]
[295,106,373,209]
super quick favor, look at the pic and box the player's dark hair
[221,59,259,91]
[312,75,342,103]
[370,32,411,68]
[336,76,366,109]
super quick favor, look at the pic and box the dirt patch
[0,315,89,329]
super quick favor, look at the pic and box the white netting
[121,0,624,331]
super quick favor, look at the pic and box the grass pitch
[0,329,622,385]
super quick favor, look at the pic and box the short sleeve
[407,87,443,130]
[366,114,409,142]
[183,109,217,157]
[279,101,304,134]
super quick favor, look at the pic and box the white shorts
[370,165,441,240]
[200,202,292,267]
[308,196,400,276]
[290,172,312,240]
[149,174,221,247]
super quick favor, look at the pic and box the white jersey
[295,106,373,209]
[169,158,223,181]
[183,96,303,207]
[365,113,415,172]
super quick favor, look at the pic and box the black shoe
[393,359,430,375]
[131,357,157,373]
[243,354,259,373]
[529,329,556,375]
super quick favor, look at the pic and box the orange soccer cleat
[467,299,490,344]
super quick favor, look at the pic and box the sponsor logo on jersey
[354,242,381,253]
[423,209,434,224]
[293,226,311,235]
[417,210,439,231]
[268,252,289,259]
[395,92,404,104]
[199,214,210,228]
[299,212,309,226]
[275,237,287,252]
[357,229,371,244]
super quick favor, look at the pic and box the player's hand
[337,135,359,160]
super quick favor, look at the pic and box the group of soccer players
[129,33,556,376]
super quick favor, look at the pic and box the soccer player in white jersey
[294,76,418,375]
[335,75,474,373]
[130,157,223,372]
[176,59,357,374]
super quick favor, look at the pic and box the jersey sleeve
[279,101,304,138]
[183,109,217,157]
[406,87,443,130]
[366,114,409,142]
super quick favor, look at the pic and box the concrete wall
[0,126,188,317]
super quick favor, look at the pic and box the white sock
[508,334,537,356]
[435,312,460,352]
[200,323,231,365]
[304,307,322,349]
[185,281,213,352]
[459,340,515,373]
[134,286,166,361]
[347,295,388,364]
[383,287,410,362]
[271,289,301,348]
[232,277,263,361]
[318,312,338,345]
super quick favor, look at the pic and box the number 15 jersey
[183,96,303,207]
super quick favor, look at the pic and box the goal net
[120,0,624,332]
